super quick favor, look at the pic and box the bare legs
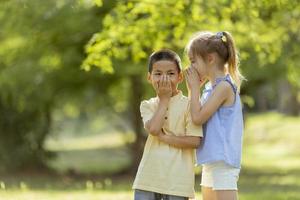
[202,187,238,200]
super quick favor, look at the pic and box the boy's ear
[147,72,151,83]
[178,72,183,83]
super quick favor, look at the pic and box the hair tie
[216,31,227,43]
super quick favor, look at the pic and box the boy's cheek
[152,76,160,82]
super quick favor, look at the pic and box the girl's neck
[207,67,226,85]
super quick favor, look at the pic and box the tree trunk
[128,74,147,174]
[277,79,300,115]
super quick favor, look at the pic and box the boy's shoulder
[140,94,191,117]
[141,93,190,107]
[141,96,159,105]
[140,96,159,110]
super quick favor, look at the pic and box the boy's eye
[154,73,161,76]
[168,72,175,75]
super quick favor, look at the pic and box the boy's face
[148,60,183,93]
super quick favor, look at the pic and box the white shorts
[201,161,240,190]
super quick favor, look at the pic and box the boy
[133,49,203,200]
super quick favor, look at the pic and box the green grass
[0,112,299,200]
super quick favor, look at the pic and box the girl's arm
[157,130,201,149]
[185,68,232,126]
[190,82,231,125]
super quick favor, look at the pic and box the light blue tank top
[196,74,243,168]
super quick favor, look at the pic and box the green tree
[84,0,300,170]
[0,0,116,170]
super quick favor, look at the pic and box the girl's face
[188,52,208,79]
[148,60,182,93]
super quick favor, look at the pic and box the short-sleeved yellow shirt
[132,91,203,198]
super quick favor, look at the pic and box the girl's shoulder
[213,74,237,93]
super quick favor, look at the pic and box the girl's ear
[206,53,214,64]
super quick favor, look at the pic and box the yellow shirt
[132,91,203,198]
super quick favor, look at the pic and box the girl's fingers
[186,68,190,75]
[185,69,190,77]
[183,70,187,78]
[190,67,196,74]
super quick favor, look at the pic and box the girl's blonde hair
[186,31,244,89]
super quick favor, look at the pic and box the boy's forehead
[152,60,177,71]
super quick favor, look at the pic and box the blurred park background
[0,0,299,199]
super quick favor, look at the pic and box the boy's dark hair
[148,49,182,73]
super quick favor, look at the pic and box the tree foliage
[0,0,116,170]
[84,0,300,87]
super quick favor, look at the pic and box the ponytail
[222,31,244,89]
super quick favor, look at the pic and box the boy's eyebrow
[152,69,162,72]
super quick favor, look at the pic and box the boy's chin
[172,89,180,95]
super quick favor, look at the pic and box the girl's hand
[185,67,207,91]
[184,67,201,92]
[156,75,172,102]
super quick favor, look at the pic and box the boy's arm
[144,75,172,136]
[144,99,169,136]
[157,130,201,149]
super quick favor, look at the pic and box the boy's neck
[171,89,180,97]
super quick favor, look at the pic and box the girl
[184,31,244,200]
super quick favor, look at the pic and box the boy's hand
[156,75,172,102]
[157,129,167,140]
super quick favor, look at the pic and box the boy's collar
[155,90,182,103]
[169,90,182,103]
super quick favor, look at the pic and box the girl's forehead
[187,51,194,59]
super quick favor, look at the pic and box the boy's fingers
[165,75,168,84]
[167,76,171,88]
[155,82,159,90]
[164,75,168,87]
[159,76,163,87]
